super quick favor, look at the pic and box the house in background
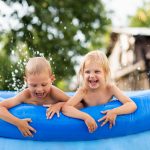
[107,27,150,90]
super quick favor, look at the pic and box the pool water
[0,130,150,150]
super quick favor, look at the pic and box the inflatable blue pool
[0,90,150,142]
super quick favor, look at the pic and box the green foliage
[0,0,111,90]
[129,2,150,27]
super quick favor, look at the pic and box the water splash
[7,49,55,92]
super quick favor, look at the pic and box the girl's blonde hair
[78,50,111,85]
[25,57,52,77]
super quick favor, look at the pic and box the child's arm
[44,102,84,119]
[0,91,36,137]
[62,105,98,133]
[62,88,98,133]
[110,84,137,114]
[44,86,84,119]
[43,85,70,118]
[98,84,137,128]
[51,85,70,102]
[65,87,87,106]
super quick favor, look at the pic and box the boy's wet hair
[25,57,52,77]
[78,50,111,85]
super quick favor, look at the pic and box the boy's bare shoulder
[0,89,31,108]
[50,85,69,101]
[50,85,65,94]
[49,85,58,94]
[17,88,32,102]
[50,85,57,90]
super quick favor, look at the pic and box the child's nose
[90,73,95,77]
[36,86,43,92]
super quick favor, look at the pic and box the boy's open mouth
[35,93,44,98]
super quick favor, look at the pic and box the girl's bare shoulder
[107,82,116,90]
[77,87,87,94]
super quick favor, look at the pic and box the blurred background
[0,0,150,91]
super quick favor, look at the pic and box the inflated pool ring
[0,90,150,141]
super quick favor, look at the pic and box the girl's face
[25,72,54,99]
[83,60,106,90]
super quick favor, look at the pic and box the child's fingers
[43,104,52,108]
[113,119,116,126]
[49,111,55,119]
[23,131,28,137]
[28,126,36,133]
[92,124,98,132]
[101,119,108,127]
[88,125,93,133]
[92,124,97,132]
[87,123,97,133]
[98,116,106,122]
[91,124,95,132]
[85,122,92,133]
[101,110,108,114]
[46,107,55,117]
[46,110,52,119]
[56,111,60,117]
[109,120,114,129]
[46,107,51,113]
[22,129,32,137]
[26,130,33,137]
[109,123,113,129]
[24,118,32,123]
[95,123,98,129]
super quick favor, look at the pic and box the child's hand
[17,118,36,137]
[84,115,98,133]
[98,110,117,129]
[43,102,64,119]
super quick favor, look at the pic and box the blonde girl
[62,50,137,133]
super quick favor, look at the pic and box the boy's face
[25,72,54,99]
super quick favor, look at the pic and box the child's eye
[85,70,90,74]
[42,83,48,87]
[30,84,37,87]
[95,70,101,73]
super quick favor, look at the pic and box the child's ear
[50,74,55,82]
[24,76,27,82]
[23,76,28,87]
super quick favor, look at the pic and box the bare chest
[25,97,57,106]
[83,92,113,106]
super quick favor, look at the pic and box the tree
[129,2,150,27]
[0,0,111,91]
